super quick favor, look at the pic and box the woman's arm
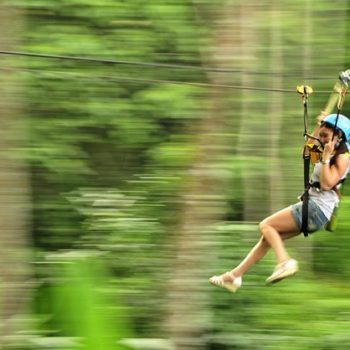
[319,141,350,190]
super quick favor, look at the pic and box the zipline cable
[0,50,338,80]
[0,66,335,94]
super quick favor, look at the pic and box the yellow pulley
[296,85,313,96]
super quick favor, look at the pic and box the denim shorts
[290,199,328,233]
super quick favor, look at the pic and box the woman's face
[319,126,339,145]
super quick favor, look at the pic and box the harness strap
[310,178,346,190]
[309,178,345,202]
[301,152,310,236]
[298,85,313,237]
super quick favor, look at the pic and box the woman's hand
[322,138,337,161]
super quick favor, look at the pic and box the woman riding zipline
[209,113,350,292]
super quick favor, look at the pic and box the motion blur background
[1,0,350,349]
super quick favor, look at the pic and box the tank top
[309,155,350,219]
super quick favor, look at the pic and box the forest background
[1,0,350,349]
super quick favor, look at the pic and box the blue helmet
[322,114,350,141]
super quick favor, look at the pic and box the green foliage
[34,253,131,349]
[313,196,350,280]
[5,0,350,349]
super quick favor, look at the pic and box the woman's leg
[230,237,269,277]
[222,206,300,282]
[230,231,299,279]
[258,206,300,264]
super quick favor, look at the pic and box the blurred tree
[236,1,267,221]
[267,0,284,214]
[164,1,246,348]
[0,2,31,345]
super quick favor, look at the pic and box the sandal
[209,271,242,293]
[266,258,298,285]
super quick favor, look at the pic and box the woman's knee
[258,220,271,235]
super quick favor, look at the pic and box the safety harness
[297,71,350,237]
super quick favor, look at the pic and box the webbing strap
[301,153,310,236]
[332,74,349,140]
[298,85,313,237]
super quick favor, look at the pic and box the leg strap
[302,151,311,237]
[301,190,309,237]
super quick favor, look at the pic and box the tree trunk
[236,3,265,222]
[0,3,31,344]
[267,1,284,214]
[164,2,246,349]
